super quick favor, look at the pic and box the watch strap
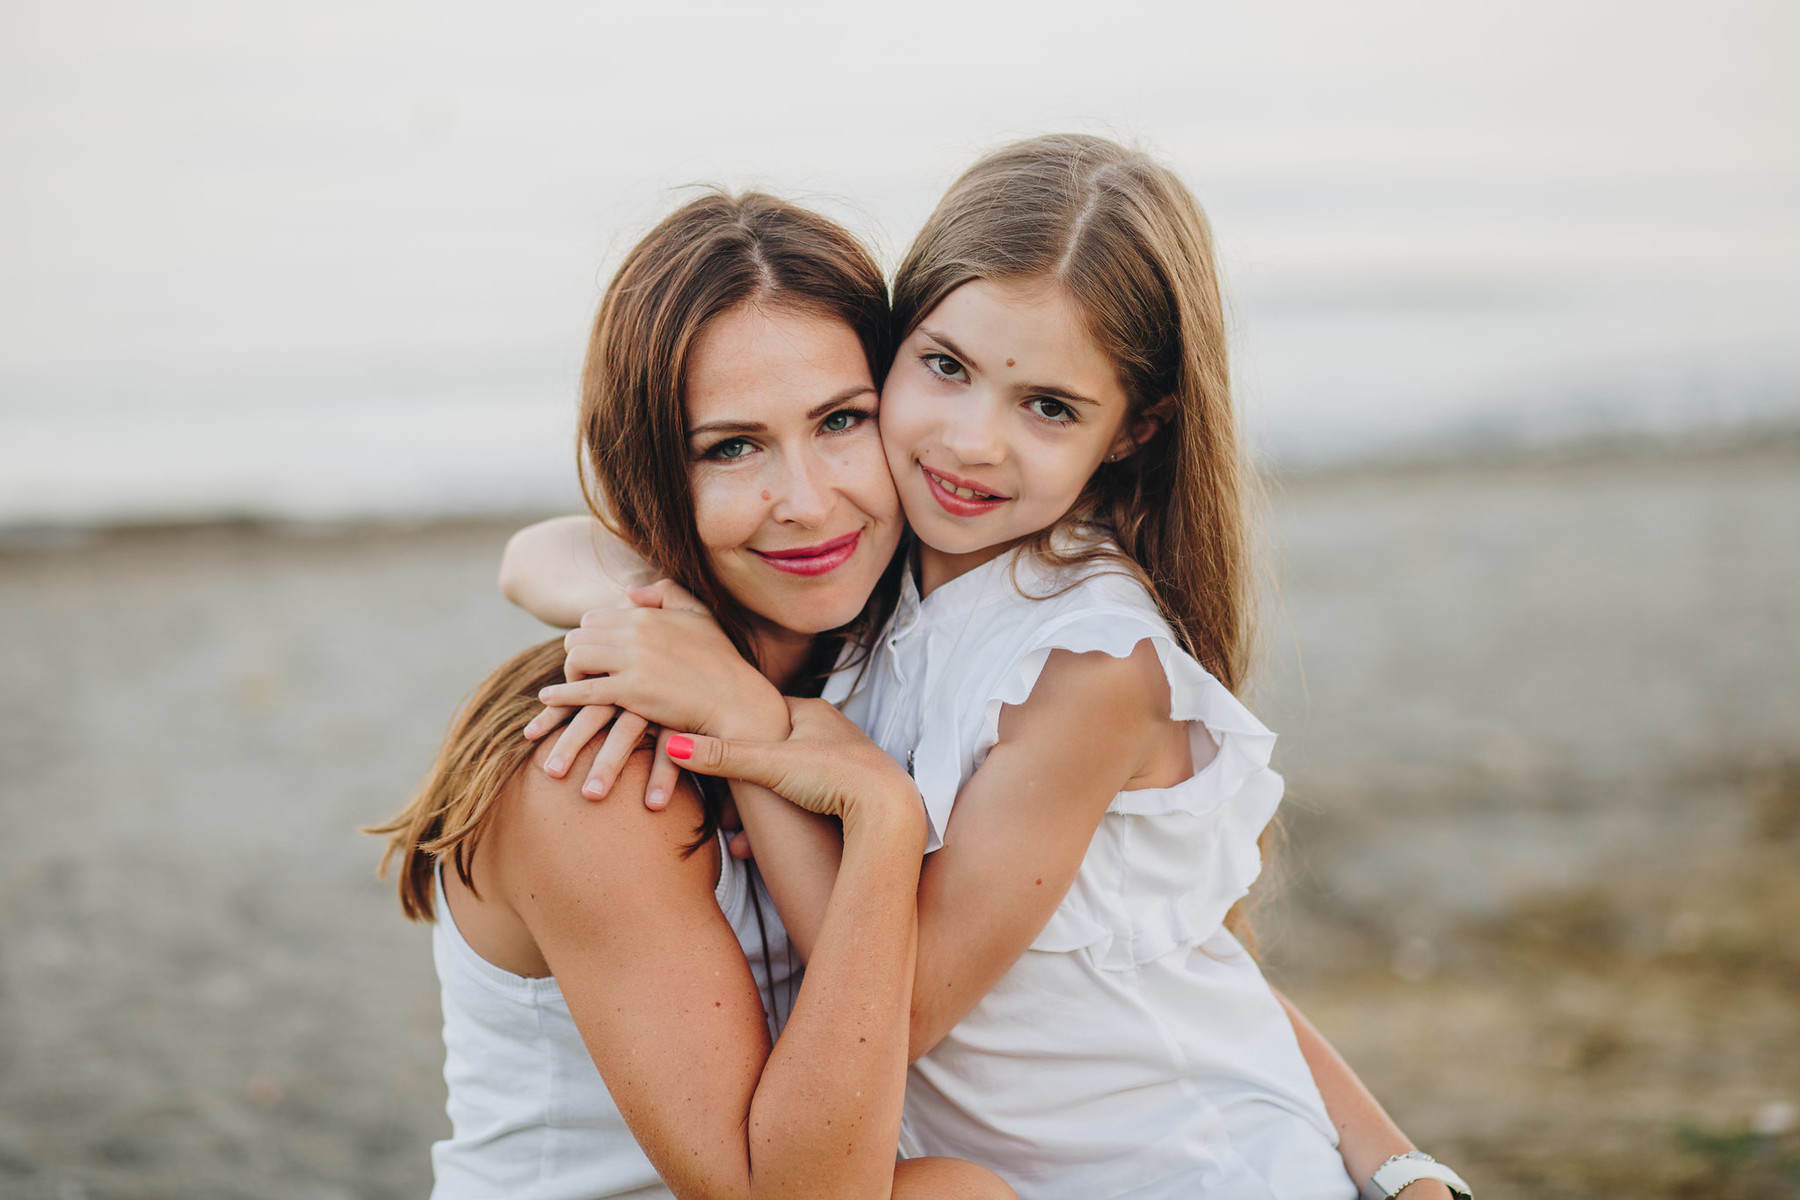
[1360,1151,1473,1200]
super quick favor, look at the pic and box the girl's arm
[499,514,653,628]
[1273,991,1454,1200]
[488,712,929,1200]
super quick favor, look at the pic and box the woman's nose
[771,454,834,526]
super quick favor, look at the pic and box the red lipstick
[750,530,862,576]
[920,464,1008,518]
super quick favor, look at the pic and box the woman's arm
[487,721,927,1200]
[499,514,654,628]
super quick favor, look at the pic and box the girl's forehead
[919,278,1120,401]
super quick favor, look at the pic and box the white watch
[1359,1152,1473,1200]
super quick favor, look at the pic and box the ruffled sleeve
[920,587,1284,970]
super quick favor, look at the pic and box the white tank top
[428,838,800,1200]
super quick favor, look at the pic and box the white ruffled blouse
[825,543,1355,1200]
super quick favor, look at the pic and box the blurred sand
[1,441,1796,1199]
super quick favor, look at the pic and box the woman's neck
[917,536,1024,598]
[750,621,816,693]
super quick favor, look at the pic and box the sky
[1,0,1796,524]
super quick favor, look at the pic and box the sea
[2,0,1796,528]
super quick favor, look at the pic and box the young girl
[524,137,1470,1200]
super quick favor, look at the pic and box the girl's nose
[940,400,1006,466]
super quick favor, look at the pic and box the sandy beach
[1,440,1796,1199]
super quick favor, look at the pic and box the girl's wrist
[840,781,927,849]
[708,678,790,741]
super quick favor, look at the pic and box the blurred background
[1,1,1796,1197]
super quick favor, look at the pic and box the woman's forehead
[686,305,873,427]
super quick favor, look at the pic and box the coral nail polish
[667,735,694,760]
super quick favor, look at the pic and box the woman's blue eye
[709,438,752,460]
[924,353,967,382]
[821,410,859,433]
[1027,398,1076,422]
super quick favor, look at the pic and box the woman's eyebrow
[807,385,877,419]
[689,385,878,438]
[688,419,764,437]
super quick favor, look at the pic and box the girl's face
[686,303,902,643]
[879,278,1139,584]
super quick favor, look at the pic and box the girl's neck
[917,536,1026,598]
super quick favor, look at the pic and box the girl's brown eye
[924,353,967,382]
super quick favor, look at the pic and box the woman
[372,193,1014,1200]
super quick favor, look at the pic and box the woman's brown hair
[367,639,572,921]
[579,191,900,682]
[893,134,1256,694]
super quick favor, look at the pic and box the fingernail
[666,735,693,760]
[646,787,665,809]
[546,757,565,775]
[583,781,606,799]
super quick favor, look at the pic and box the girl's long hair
[893,134,1256,694]
[895,135,1269,946]
[579,191,901,685]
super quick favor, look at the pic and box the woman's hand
[669,698,923,839]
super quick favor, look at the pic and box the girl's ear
[1106,395,1177,463]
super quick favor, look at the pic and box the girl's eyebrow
[688,384,877,438]
[919,327,1102,408]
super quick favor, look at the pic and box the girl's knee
[892,1156,1017,1200]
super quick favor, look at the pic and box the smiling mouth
[749,530,862,576]
[921,465,1007,515]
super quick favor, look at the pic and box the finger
[665,731,785,789]
[644,727,682,812]
[628,579,709,615]
[544,703,614,777]
[728,829,753,860]
[524,704,575,741]
[538,679,616,708]
[583,711,649,800]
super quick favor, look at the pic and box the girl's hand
[668,699,923,839]
[533,581,787,807]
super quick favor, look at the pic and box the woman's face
[685,303,902,641]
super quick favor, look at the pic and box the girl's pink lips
[749,530,862,576]
[920,464,1008,518]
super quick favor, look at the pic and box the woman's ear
[1106,395,1177,463]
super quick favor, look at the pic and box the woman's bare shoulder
[497,738,718,903]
